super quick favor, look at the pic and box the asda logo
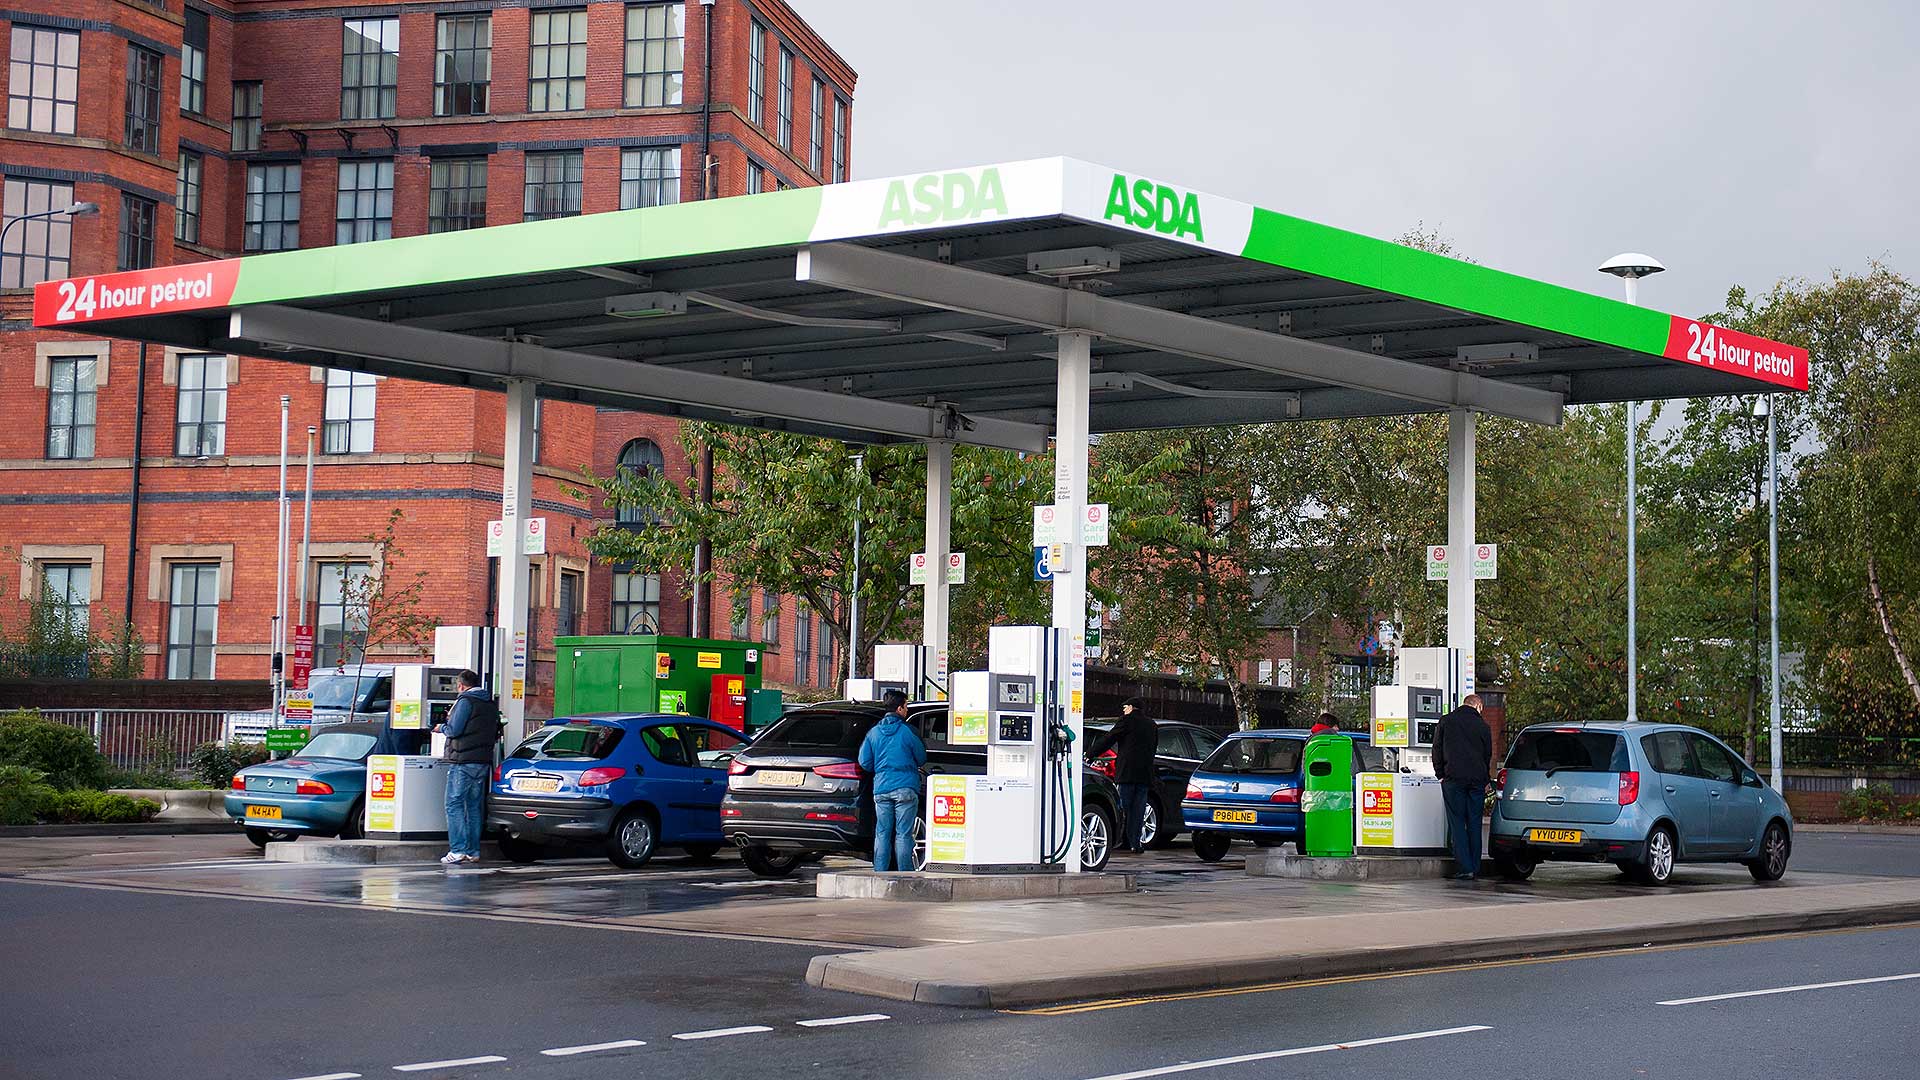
[1104,174,1203,241]
[878,167,1009,228]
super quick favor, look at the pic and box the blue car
[1490,721,1794,884]
[225,722,380,846]
[1182,730,1376,861]
[487,714,751,868]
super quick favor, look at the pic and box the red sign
[1361,787,1394,815]
[33,261,241,327]
[291,626,314,690]
[1662,317,1809,392]
[369,767,397,800]
[933,793,967,826]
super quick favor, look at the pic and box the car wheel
[683,843,722,864]
[1142,797,1176,849]
[1192,830,1232,862]
[1631,824,1677,885]
[741,845,804,878]
[1492,852,1536,881]
[338,802,365,841]
[1747,821,1790,882]
[1253,837,1285,848]
[605,808,658,869]
[1081,805,1114,871]
[498,834,543,864]
[243,827,273,849]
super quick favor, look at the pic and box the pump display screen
[995,678,1033,705]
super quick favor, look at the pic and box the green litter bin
[1301,733,1358,857]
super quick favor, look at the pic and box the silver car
[1489,721,1793,885]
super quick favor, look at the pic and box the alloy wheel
[1081,810,1109,868]
[621,815,654,860]
[1764,826,1788,876]
[1139,802,1159,847]
[1647,828,1674,882]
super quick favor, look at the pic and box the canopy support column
[1052,330,1092,872]
[1447,407,1477,701]
[923,439,952,698]
[498,379,535,746]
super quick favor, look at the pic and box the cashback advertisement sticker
[1357,773,1396,847]
[928,775,969,864]
[367,756,400,832]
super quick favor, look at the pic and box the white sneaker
[439,852,463,864]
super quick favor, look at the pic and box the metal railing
[38,709,266,769]
[1766,733,1920,770]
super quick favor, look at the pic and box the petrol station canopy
[33,157,1809,453]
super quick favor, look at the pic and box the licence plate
[513,776,562,794]
[244,805,282,820]
[1212,809,1258,824]
[758,770,807,788]
[1528,827,1583,844]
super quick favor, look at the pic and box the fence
[38,709,267,770]
[1767,733,1920,770]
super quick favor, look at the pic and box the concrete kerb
[817,870,1137,901]
[265,838,498,864]
[804,882,1920,1008]
[1795,823,1920,836]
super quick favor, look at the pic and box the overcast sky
[791,0,1916,321]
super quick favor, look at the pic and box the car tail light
[721,807,743,817]
[1618,770,1641,805]
[230,774,246,791]
[295,779,333,795]
[1270,787,1300,805]
[1497,768,1507,790]
[728,758,751,775]
[1091,751,1117,778]
[578,766,626,787]
[805,811,859,823]
[812,762,862,779]
[492,764,502,783]
[1185,785,1203,801]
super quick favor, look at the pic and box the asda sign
[878,167,1009,228]
[1103,173,1203,241]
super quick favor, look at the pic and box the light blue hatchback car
[1489,721,1793,885]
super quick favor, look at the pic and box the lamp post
[847,450,864,683]
[1599,252,1665,722]
[0,201,100,279]
[1753,394,1782,790]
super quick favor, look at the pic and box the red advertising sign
[1361,786,1394,816]
[369,766,397,801]
[1661,317,1809,392]
[291,626,314,690]
[933,793,967,827]
[33,260,241,327]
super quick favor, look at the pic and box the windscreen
[308,674,374,710]
[537,724,624,760]
[754,710,878,752]
[1201,737,1304,776]
[1506,729,1629,773]
[293,731,377,762]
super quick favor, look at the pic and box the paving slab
[265,838,494,864]
[817,869,1136,901]
[1246,851,1456,880]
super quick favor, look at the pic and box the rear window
[1506,729,1629,773]
[294,731,377,762]
[537,724,624,760]
[1201,737,1304,776]
[755,709,877,751]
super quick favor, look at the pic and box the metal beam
[225,305,1051,453]
[797,244,1566,427]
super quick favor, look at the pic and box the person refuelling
[1086,697,1157,854]
[1432,692,1493,881]
[857,689,927,872]
[436,669,500,865]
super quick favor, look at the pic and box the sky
[790,0,1917,322]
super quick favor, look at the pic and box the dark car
[487,714,750,868]
[1083,718,1224,848]
[721,702,1122,877]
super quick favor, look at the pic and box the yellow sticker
[511,678,525,700]
[1070,690,1083,714]
[696,651,723,669]
[655,653,672,678]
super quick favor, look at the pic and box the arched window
[615,438,665,526]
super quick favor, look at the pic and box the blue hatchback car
[487,714,750,868]
[1489,721,1794,884]
[1182,730,1376,861]
[225,722,381,846]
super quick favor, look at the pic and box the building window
[175,152,202,244]
[244,164,301,252]
[528,10,587,113]
[125,44,164,153]
[747,20,765,127]
[523,150,583,221]
[8,26,78,135]
[833,98,847,183]
[1,177,73,287]
[341,17,399,120]
[623,3,683,107]
[166,563,219,679]
[323,368,376,454]
[231,82,262,151]
[761,590,779,647]
[335,159,393,244]
[181,8,208,115]
[817,623,833,686]
[615,438,665,526]
[427,157,487,233]
[809,78,824,175]
[45,356,96,460]
[612,570,660,634]
[41,563,90,633]
[174,354,227,457]
[434,14,490,116]
[619,147,680,209]
[794,608,811,681]
[315,561,370,668]
[745,160,763,195]
[557,569,582,637]
[119,194,156,271]
[776,47,793,149]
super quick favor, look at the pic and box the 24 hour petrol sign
[36,261,240,325]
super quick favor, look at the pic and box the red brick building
[0,0,856,711]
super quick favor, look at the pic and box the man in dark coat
[435,670,500,865]
[1432,692,1492,880]
[1086,697,1157,854]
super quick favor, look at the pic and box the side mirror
[1744,770,1765,788]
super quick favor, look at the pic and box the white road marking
[1658,971,1920,1006]
[539,1039,647,1056]
[671,1025,774,1040]
[391,1056,507,1072]
[282,1073,361,1080]
[1077,1025,1493,1080]
[796,1013,890,1028]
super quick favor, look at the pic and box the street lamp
[1753,394,1782,790]
[1599,252,1665,723]
[0,201,99,278]
[847,450,864,684]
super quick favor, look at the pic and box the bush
[32,789,159,824]
[0,765,55,826]
[1836,784,1909,822]
[105,766,195,790]
[187,740,269,788]
[0,710,109,790]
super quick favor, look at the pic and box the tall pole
[1446,407,1477,703]
[297,426,315,633]
[1052,330,1093,871]
[848,451,863,682]
[1767,401,1782,790]
[273,396,290,721]
[1621,275,1640,723]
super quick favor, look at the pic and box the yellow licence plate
[759,770,807,788]
[513,776,562,794]
[1528,828,1583,844]
[244,805,282,820]
[1212,809,1258,824]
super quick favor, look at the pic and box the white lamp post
[1599,252,1665,722]
[1753,394,1782,789]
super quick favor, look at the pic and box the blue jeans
[444,762,490,857]
[1442,779,1486,876]
[1117,783,1150,850]
[872,787,920,872]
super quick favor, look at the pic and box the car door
[675,720,746,840]
[1154,725,1201,810]
[1647,730,1713,855]
[1689,734,1761,854]
[637,722,713,841]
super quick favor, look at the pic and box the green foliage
[0,560,146,678]
[333,508,437,664]
[1835,784,1919,822]
[32,789,160,824]
[0,710,109,790]
[105,766,196,790]
[187,740,269,789]
[0,765,54,826]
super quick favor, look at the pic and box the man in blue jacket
[857,689,927,872]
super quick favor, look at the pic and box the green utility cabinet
[746,688,786,733]
[554,635,764,726]
[1300,733,1358,857]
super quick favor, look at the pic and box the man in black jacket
[1432,693,1492,880]
[435,670,500,865]
[1086,697,1157,854]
